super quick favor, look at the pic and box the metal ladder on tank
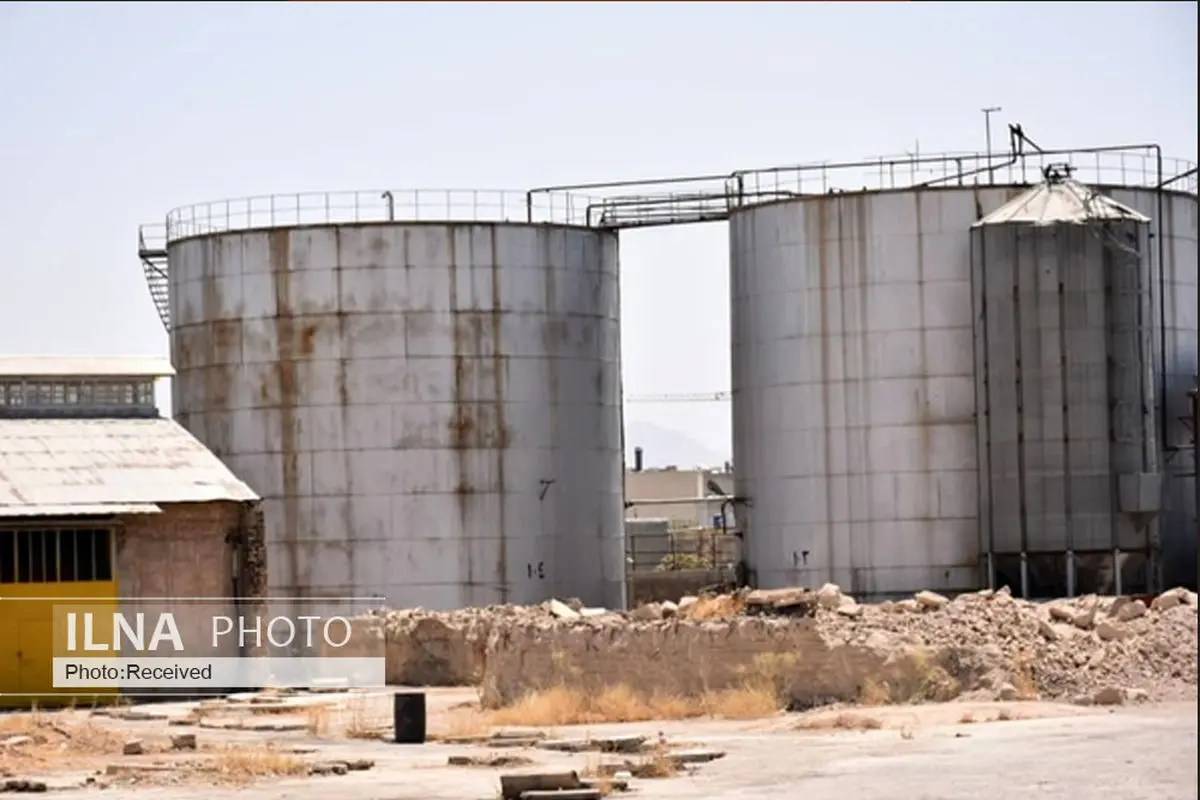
[138,225,171,332]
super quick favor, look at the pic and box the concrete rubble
[352,585,1197,711]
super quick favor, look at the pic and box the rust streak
[490,225,509,603]
[269,229,301,597]
[446,227,477,602]
[334,228,355,590]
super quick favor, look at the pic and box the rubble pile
[368,603,549,685]
[358,585,1197,710]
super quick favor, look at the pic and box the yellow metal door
[0,526,119,708]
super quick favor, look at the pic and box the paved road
[94,702,1198,800]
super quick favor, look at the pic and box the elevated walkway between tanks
[135,123,1197,332]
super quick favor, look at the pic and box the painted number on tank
[527,562,546,580]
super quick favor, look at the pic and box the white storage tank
[162,199,625,610]
[970,168,1158,597]
[729,186,1018,598]
[1102,186,1198,589]
[729,171,1196,599]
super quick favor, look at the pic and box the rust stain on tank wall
[445,226,512,605]
[541,232,561,594]
[298,324,318,357]
[200,240,234,455]
[446,229,477,598]
[490,225,509,603]
[333,228,356,590]
[268,229,301,596]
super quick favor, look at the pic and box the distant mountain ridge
[623,420,728,470]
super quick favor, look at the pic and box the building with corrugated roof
[0,356,264,706]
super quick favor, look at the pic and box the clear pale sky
[1,1,1196,467]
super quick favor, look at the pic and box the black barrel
[392,691,427,744]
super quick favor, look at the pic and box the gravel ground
[70,700,1198,800]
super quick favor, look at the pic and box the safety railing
[145,149,1197,244]
[733,147,1198,200]
[158,188,605,244]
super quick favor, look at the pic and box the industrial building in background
[139,122,1197,608]
[0,356,263,705]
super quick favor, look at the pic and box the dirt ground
[1,688,1195,799]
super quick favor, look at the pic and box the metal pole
[982,106,1002,184]
[1192,385,1199,591]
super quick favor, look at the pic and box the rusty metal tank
[158,190,625,610]
[728,152,1197,600]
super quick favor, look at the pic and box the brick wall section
[627,569,737,605]
[116,502,240,600]
[107,502,248,697]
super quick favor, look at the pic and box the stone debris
[499,771,583,800]
[1,778,49,793]
[448,755,534,768]
[121,740,144,756]
[352,583,1195,710]
[915,590,949,610]
[539,735,647,754]
[169,734,197,751]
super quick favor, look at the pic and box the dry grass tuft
[856,651,961,706]
[207,747,307,783]
[633,745,680,779]
[1009,652,1041,700]
[486,680,780,727]
[304,705,330,737]
[430,709,492,741]
[795,712,883,732]
[699,684,781,720]
[0,708,126,771]
[681,594,745,621]
[858,678,891,707]
[340,698,383,740]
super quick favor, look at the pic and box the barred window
[0,528,113,583]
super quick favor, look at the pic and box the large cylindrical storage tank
[970,173,1158,598]
[730,174,1197,599]
[1103,186,1198,590]
[166,209,625,610]
[729,186,1019,598]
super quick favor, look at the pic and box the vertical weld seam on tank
[542,229,560,599]
[1011,227,1030,596]
[1056,227,1074,584]
[200,240,223,436]
[334,228,354,591]
[447,228,475,600]
[490,225,508,603]
[834,198,852,584]
[269,229,301,597]
[816,198,834,579]
[855,193,872,594]
[972,225,996,588]
[913,191,935,578]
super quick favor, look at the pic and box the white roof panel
[0,418,258,515]
[973,178,1150,227]
[0,356,175,378]
[0,503,162,518]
